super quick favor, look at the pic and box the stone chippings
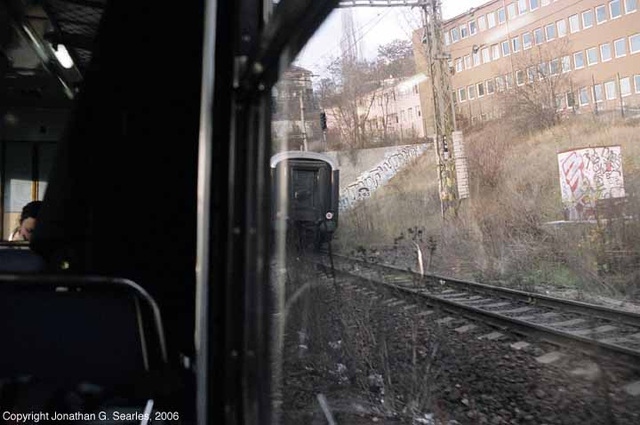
[281,262,640,425]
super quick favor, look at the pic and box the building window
[445,32,451,45]
[469,20,478,35]
[534,28,544,45]
[630,34,640,54]
[451,27,460,43]
[518,0,528,14]
[610,0,622,18]
[516,70,525,85]
[620,77,632,97]
[600,43,612,61]
[508,3,517,19]
[468,85,476,99]
[586,47,599,65]
[550,58,560,75]
[574,51,585,69]
[635,75,640,93]
[488,12,497,28]
[464,55,472,69]
[478,15,487,31]
[605,80,617,99]
[458,88,467,102]
[593,84,604,102]
[460,25,469,39]
[477,82,485,97]
[492,44,501,60]
[482,47,491,63]
[562,55,572,72]
[527,67,536,83]
[556,95,566,110]
[569,14,580,33]
[523,32,532,49]
[473,51,481,66]
[542,0,550,5]
[506,73,514,89]
[567,92,576,108]
[545,23,556,40]
[499,40,509,57]
[583,10,594,28]
[614,38,627,57]
[530,0,539,10]
[579,87,590,105]
[498,7,507,23]
[626,0,638,13]
[596,5,608,23]
[455,58,463,73]
[486,79,495,94]
[496,75,505,92]
[512,36,521,52]
[557,19,567,37]
[538,62,549,79]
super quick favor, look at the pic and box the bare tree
[499,39,574,134]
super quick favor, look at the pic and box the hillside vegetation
[335,116,640,300]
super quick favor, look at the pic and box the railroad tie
[547,318,587,328]
[436,317,456,325]
[455,324,477,334]
[535,351,565,365]
[481,302,512,309]
[510,341,531,350]
[478,331,504,341]
[624,381,640,397]
[500,306,534,314]
[570,325,618,337]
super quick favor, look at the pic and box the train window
[268,1,640,424]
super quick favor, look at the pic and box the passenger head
[17,200,42,241]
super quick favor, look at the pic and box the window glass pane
[550,59,560,75]
[498,7,506,23]
[594,84,604,102]
[506,73,514,88]
[482,47,490,63]
[469,20,477,35]
[583,10,594,28]
[460,25,468,38]
[516,70,525,85]
[605,80,617,98]
[574,51,585,68]
[627,0,638,13]
[596,5,608,23]
[569,14,580,32]
[620,77,631,96]
[545,24,556,40]
[3,143,33,238]
[611,0,622,17]
[600,43,612,61]
[486,79,495,94]
[512,37,521,52]
[630,34,640,53]
[488,12,497,28]
[615,38,627,56]
[478,16,487,31]
[473,51,481,66]
[492,44,501,60]
[518,0,528,14]
[587,47,599,65]
[508,3,517,19]
[459,88,467,101]
[562,56,571,72]
[464,55,472,69]
[635,75,640,92]
[502,40,511,56]
[579,87,589,105]
[530,0,539,9]
[557,19,567,37]
[523,33,532,49]
[451,27,460,42]
[534,28,544,44]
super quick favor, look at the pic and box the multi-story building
[414,0,640,126]
[325,74,427,147]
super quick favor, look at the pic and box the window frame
[502,40,511,56]
[596,5,608,24]
[512,36,521,52]
[557,19,567,37]
[523,32,533,50]
[605,80,617,99]
[614,38,627,57]
[569,14,581,33]
[593,83,604,103]
[610,0,622,19]
[530,0,540,10]
[468,84,476,99]
[600,43,612,62]
[630,34,640,54]
[460,24,469,39]
[582,9,594,28]
[507,3,517,19]
[498,7,507,24]
[562,55,572,73]
[477,81,486,97]
[478,15,487,31]
[635,74,640,93]
[579,87,590,106]
[486,78,496,95]
[586,47,599,66]
[545,23,556,41]
[516,70,525,86]
[488,12,497,28]
[469,20,478,36]
[481,47,491,63]
[458,87,467,102]
[620,76,632,97]
[574,51,585,69]
[492,44,501,60]
[534,27,544,45]
[626,0,638,13]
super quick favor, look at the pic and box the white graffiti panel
[339,144,428,212]
[557,146,625,221]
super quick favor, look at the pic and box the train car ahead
[271,152,339,248]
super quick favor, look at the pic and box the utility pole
[299,90,308,151]
[421,0,459,219]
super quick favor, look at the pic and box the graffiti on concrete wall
[557,146,625,221]
[339,144,428,212]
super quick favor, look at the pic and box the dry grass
[335,116,640,298]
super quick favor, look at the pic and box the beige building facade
[415,0,640,125]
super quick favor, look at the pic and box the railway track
[315,252,640,368]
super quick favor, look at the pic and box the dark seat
[0,275,167,386]
[0,246,45,273]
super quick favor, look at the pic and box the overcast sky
[296,0,487,77]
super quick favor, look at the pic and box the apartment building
[325,74,427,146]
[419,0,640,124]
